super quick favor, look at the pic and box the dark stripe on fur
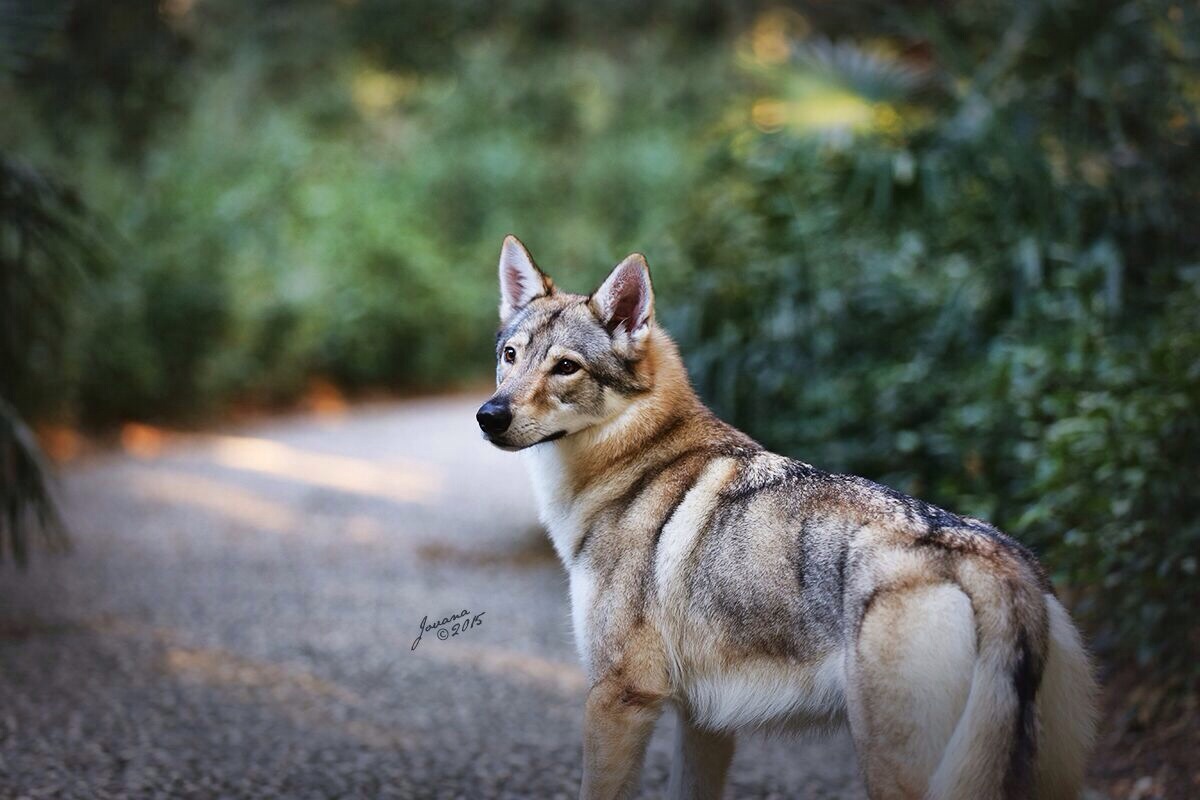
[610,472,657,520]
[618,686,662,708]
[607,415,688,474]
[652,485,689,552]
[591,363,649,396]
[1004,626,1042,800]
[573,525,594,561]
[631,459,711,624]
[721,459,808,504]
[543,306,565,330]
[643,413,687,450]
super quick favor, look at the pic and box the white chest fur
[520,444,579,562]
[521,444,595,671]
[567,565,595,669]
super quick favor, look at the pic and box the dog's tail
[927,579,1098,800]
[1031,594,1100,799]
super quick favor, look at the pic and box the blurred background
[1,0,1197,798]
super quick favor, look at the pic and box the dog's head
[477,235,655,451]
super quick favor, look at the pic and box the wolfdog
[477,236,1098,800]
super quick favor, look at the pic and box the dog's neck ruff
[520,327,702,562]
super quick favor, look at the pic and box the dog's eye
[552,359,580,376]
[503,346,516,364]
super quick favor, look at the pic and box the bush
[669,0,1200,679]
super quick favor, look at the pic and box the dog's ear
[590,253,654,349]
[499,235,553,320]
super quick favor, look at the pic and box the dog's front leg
[667,706,735,800]
[580,677,665,800]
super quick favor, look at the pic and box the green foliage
[670,0,1200,679]
[5,3,732,421]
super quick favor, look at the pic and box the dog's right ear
[498,235,553,321]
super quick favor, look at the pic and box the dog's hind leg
[666,706,735,800]
[846,582,977,800]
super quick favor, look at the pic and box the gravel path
[0,394,865,799]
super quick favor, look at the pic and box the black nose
[476,399,513,436]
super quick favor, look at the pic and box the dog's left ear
[590,253,654,348]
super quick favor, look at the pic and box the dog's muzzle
[476,398,513,437]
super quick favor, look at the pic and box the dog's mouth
[484,430,567,451]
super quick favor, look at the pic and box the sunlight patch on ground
[126,469,298,532]
[205,435,443,506]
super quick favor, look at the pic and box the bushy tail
[1033,596,1100,799]
[927,586,1097,800]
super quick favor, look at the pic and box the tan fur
[851,583,977,798]
[668,706,737,800]
[1035,595,1100,799]
[482,238,1099,800]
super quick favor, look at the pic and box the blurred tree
[10,0,192,159]
[0,0,107,563]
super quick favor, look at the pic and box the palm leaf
[0,152,114,565]
[0,395,69,564]
[1,1,108,565]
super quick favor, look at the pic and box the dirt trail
[0,395,864,799]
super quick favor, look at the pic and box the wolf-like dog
[477,236,1099,800]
